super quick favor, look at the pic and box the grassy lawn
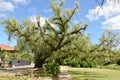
[0,76,28,80]
[67,66,120,80]
[98,64,120,70]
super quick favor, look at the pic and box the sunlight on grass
[67,66,120,80]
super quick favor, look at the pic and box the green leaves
[43,60,60,77]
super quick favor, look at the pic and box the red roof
[0,44,15,51]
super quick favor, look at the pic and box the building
[0,44,31,67]
[0,44,16,52]
[0,44,16,62]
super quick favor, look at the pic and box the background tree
[97,30,120,64]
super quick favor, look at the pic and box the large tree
[1,1,88,68]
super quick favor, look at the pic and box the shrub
[20,53,33,61]
[99,59,111,66]
[35,70,50,77]
[103,61,111,66]
[88,61,97,68]
[80,60,97,68]
[70,58,80,67]
[80,61,88,67]
[117,59,120,65]
[65,58,81,67]
[43,60,60,77]
[64,58,97,68]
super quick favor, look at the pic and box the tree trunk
[34,58,45,68]
[53,76,59,80]
[34,51,52,68]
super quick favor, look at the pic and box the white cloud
[30,15,56,28]
[0,0,30,18]
[0,0,30,12]
[86,0,120,30]
[0,1,15,12]
[86,1,120,20]
[11,0,30,4]
[102,15,120,30]
[30,15,46,27]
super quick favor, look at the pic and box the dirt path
[59,66,72,80]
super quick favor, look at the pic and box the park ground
[0,65,120,80]
[67,65,120,80]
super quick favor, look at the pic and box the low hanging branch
[95,0,120,7]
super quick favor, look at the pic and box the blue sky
[0,0,120,46]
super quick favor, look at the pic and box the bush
[80,60,97,68]
[43,60,60,77]
[80,61,88,67]
[88,61,97,68]
[117,59,120,65]
[20,53,33,61]
[64,58,97,68]
[99,59,111,66]
[65,58,81,67]
[35,70,50,77]
[103,61,111,66]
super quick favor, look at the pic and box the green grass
[98,64,120,70]
[0,76,28,80]
[67,66,120,80]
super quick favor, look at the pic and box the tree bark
[34,58,45,68]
